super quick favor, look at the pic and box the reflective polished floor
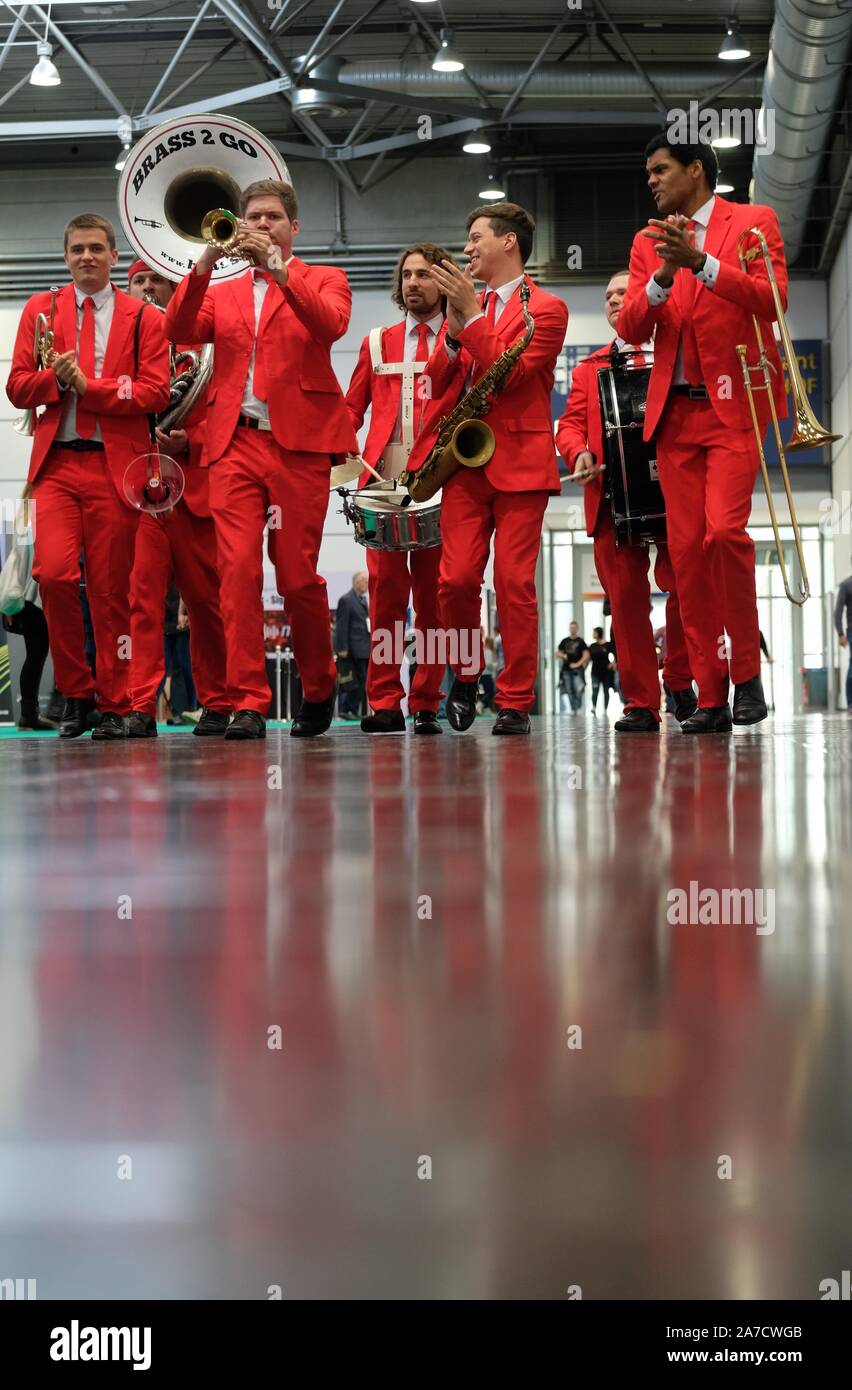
[0,713,850,1300]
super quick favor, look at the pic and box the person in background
[335,571,370,720]
[588,626,614,713]
[557,620,589,714]
[834,563,852,710]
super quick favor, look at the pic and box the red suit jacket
[345,319,463,488]
[406,278,569,492]
[617,196,787,439]
[6,283,170,501]
[164,257,357,464]
[555,343,615,536]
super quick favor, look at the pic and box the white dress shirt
[240,254,295,423]
[644,195,719,386]
[56,282,115,443]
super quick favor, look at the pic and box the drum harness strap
[368,325,426,455]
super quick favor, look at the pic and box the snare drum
[342,481,442,552]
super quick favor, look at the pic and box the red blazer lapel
[382,320,406,362]
[54,283,77,358]
[233,269,257,335]
[101,287,135,379]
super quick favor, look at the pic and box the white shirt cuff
[696,253,720,286]
[646,274,671,306]
[464,311,485,328]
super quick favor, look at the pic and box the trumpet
[13,285,59,436]
[736,227,841,606]
[200,207,252,261]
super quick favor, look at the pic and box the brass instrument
[200,207,251,261]
[140,289,214,433]
[735,227,841,606]
[402,279,536,503]
[13,285,59,436]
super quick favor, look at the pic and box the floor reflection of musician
[407,203,569,735]
[618,134,787,734]
[345,243,458,736]
[164,178,358,740]
[125,261,230,738]
[556,271,695,731]
[5,213,170,740]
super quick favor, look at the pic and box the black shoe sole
[614,722,659,733]
[224,728,266,740]
[91,731,127,741]
[193,726,230,736]
[413,725,442,735]
[681,721,733,735]
[732,708,768,725]
[289,725,330,738]
[361,727,406,735]
[492,725,531,735]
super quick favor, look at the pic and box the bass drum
[344,482,441,552]
[597,350,666,547]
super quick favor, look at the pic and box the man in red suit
[165,178,357,740]
[345,241,457,736]
[617,133,787,733]
[6,213,170,740]
[406,203,568,735]
[125,261,230,739]
[556,270,695,731]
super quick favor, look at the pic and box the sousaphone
[117,113,292,284]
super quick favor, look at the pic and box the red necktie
[76,296,96,439]
[485,291,498,327]
[414,322,431,360]
[251,270,276,402]
[679,219,703,386]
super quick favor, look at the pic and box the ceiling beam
[502,17,571,121]
[0,3,27,77]
[593,0,668,115]
[299,0,388,75]
[141,0,213,117]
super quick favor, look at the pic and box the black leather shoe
[90,711,127,741]
[733,675,768,725]
[671,687,698,723]
[681,705,733,734]
[224,709,266,740]
[614,707,660,732]
[290,687,335,738]
[127,711,158,738]
[59,697,97,739]
[193,707,231,737]
[492,708,531,735]
[413,710,442,735]
[18,699,54,731]
[446,678,478,732]
[361,709,406,734]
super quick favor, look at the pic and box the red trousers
[656,397,761,707]
[438,468,548,713]
[31,447,139,714]
[593,507,692,717]
[208,427,336,713]
[366,545,444,712]
[129,503,229,715]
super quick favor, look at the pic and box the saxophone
[402,279,535,504]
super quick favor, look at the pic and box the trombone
[13,285,59,436]
[735,227,840,606]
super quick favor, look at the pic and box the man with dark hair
[557,270,695,731]
[618,132,788,733]
[6,213,170,739]
[835,559,852,711]
[165,179,357,739]
[406,202,569,735]
[345,242,460,734]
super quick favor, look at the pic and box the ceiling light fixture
[716,175,735,193]
[478,173,505,201]
[719,20,751,62]
[463,138,492,155]
[432,28,464,73]
[30,4,61,87]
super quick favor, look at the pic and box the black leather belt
[670,384,708,400]
[237,413,271,432]
[52,438,105,452]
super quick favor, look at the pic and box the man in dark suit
[335,571,370,719]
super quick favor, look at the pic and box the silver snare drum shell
[350,489,441,551]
